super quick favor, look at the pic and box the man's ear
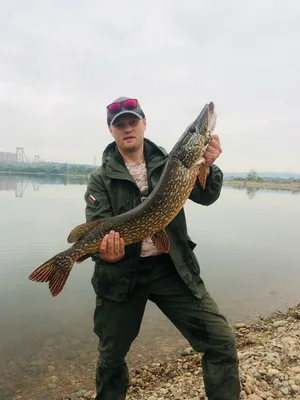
[143,118,147,129]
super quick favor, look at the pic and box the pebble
[73,390,88,397]
[273,320,287,328]
[235,323,247,329]
[292,385,300,393]
[290,366,300,373]
[248,395,263,400]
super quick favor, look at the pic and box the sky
[1,0,299,173]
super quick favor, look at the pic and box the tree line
[0,162,96,175]
[231,169,300,183]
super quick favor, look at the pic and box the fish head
[176,101,217,169]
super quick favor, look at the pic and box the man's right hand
[99,230,125,263]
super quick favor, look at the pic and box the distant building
[0,151,17,163]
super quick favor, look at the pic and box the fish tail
[28,249,75,297]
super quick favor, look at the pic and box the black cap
[106,96,145,125]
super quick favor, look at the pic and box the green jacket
[84,138,223,302]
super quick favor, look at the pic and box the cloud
[0,0,299,172]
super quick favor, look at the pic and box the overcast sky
[1,0,299,173]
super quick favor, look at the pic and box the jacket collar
[102,138,168,180]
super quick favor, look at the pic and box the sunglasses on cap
[106,98,139,115]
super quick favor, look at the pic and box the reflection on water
[228,183,300,199]
[0,174,88,198]
[246,186,259,199]
[0,174,300,399]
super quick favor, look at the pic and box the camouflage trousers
[93,254,240,400]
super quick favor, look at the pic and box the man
[84,96,240,400]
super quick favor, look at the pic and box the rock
[265,352,281,365]
[73,390,88,397]
[238,351,254,360]
[273,320,287,328]
[280,386,289,395]
[244,384,252,394]
[281,336,295,345]
[273,377,281,387]
[234,323,247,329]
[180,347,194,356]
[84,391,96,398]
[258,380,269,391]
[254,371,262,380]
[291,385,300,393]
[248,395,263,400]
[47,383,56,389]
[273,320,287,327]
[268,368,280,376]
[159,388,168,395]
[290,366,300,373]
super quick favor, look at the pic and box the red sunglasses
[107,98,138,114]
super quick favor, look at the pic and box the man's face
[109,114,146,153]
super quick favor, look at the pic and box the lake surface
[0,174,299,399]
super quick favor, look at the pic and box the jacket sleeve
[84,173,113,263]
[188,164,223,206]
[84,173,113,223]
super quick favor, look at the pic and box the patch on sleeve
[87,194,96,204]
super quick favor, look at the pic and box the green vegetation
[227,169,300,184]
[0,162,96,176]
[246,169,264,182]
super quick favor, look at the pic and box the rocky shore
[62,302,300,400]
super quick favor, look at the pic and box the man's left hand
[204,134,222,171]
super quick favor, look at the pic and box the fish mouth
[190,101,216,135]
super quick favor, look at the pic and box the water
[0,174,299,399]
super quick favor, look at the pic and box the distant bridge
[0,147,42,164]
[0,177,39,197]
[16,147,41,163]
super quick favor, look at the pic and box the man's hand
[100,230,125,263]
[204,134,222,173]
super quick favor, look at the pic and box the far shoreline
[224,180,300,191]
[1,171,299,191]
[0,170,89,177]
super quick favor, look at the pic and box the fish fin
[151,229,170,253]
[197,163,208,189]
[28,250,74,297]
[75,253,91,264]
[67,219,105,243]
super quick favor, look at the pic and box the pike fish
[28,101,217,296]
